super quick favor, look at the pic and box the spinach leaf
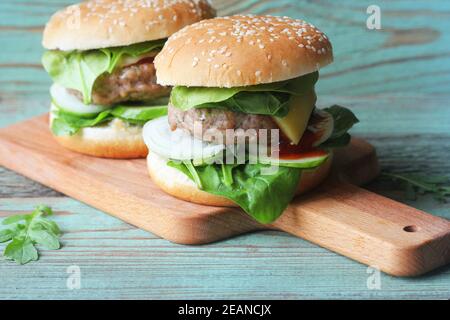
[51,109,114,136]
[170,72,318,116]
[323,105,359,140]
[168,161,302,224]
[51,104,168,136]
[319,105,359,148]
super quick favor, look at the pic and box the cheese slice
[272,90,317,145]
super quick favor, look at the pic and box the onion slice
[143,116,225,161]
[50,84,110,115]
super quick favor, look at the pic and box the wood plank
[1,197,449,299]
[1,115,449,276]
[0,167,62,198]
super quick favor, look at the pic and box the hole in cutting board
[403,225,420,233]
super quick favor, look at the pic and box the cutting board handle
[272,182,450,276]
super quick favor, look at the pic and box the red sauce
[278,130,327,160]
[276,110,330,160]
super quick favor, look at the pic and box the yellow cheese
[272,90,317,145]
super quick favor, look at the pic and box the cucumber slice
[250,151,329,168]
[142,116,225,161]
[50,84,110,116]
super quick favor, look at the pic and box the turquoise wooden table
[1,0,449,299]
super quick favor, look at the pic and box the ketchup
[278,130,327,160]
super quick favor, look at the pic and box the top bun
[155,15,333,87]
[43,0,216,51]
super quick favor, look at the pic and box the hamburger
[144,15,359,223]
[42,0,215,158]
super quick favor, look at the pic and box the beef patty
[71,61,171,106]
[168,103,279,144]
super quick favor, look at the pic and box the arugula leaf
[4,238,38,265]
[0,205,62,265]
[170,72,318,116]
[2,214,28,225]
[382,172,450,202]
[51,104,168,136]
[168,161,302,224]
[42,39,165,104]
[29,228,60,250]
[0,229,14,243]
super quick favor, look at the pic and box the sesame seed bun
[146,151,332,207]
[155,15,333,87]
[50,114,147,159]
[43,0,216,51]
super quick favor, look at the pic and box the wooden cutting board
[1,114,449,277]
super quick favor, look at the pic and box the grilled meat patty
[71,60,171,106]
[168,103,279,144]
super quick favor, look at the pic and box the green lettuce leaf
[168,161,302,224]
[51,104,168,136]
[170,72,318,116]
[42,39,165,104]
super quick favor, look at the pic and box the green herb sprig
[382,172,450,202]
[0,205,62,264]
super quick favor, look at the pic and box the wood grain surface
[0,0,449,299]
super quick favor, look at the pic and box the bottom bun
[50,114,147,159]
[147,151,332,207]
